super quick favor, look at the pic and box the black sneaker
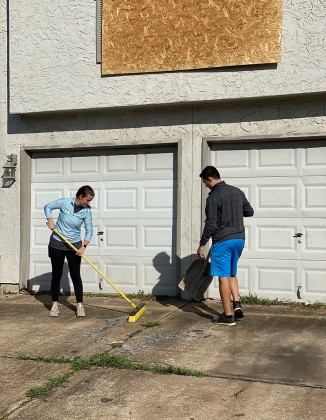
[233,301,244,319]
[212,313,236,326]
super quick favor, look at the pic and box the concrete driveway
[1,294,325,419]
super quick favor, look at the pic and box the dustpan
[178,250,212,301]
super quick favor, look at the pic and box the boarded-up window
[102,0,283,75]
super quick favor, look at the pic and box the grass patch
[16,353,202,377]
[17,352,202,401]
[305,301,326,309]
[142,321,160,328]
[85,290,162,301]
[0,412,13,420]
[240,293,326,309]
[26,372,72,399]
[151,364,203,377]
[72,353,133,371]
[125,290,157,301]
[17,355,72,364]
[240,293,281,306]
[72,353,203,377]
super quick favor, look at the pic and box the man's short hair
[199,166,220,180]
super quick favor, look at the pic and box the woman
[44,185,95,317]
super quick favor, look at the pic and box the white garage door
[29,147,178,296]
[208,141,326,302]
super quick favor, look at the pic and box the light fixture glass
[2,154,17,188]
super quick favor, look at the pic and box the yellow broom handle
[53,228,136,308]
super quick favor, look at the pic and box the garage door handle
[293,233,303,237]
[97,231,104,235]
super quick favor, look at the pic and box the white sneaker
[76,305,85,317]
[49,305,59,317]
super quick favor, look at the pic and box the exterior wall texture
[1,0,325,293]
[9,0,326,114]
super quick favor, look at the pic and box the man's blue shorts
[210,239,245,277]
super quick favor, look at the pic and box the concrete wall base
[0,284,20,294]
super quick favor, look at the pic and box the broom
[52,228,147,322]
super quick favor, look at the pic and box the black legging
[49,247,83,302]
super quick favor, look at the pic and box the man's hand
[197,245,205,259]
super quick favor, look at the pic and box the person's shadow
[151,251,219,320]
[28,262,76,313]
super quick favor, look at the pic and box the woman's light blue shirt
[44,198,93,243]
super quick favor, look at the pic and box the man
[197,166,254,326]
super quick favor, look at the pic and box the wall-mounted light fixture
[2,154,18,188]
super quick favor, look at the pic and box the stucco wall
[1,99,325,286]
[9,0,326,114]
[1,0,326,288]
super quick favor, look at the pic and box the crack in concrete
[206,372,326,390]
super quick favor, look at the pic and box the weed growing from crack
[0,412,13,420]
[20,353,203,400]
[17,355,72,364]
[72,353,203,377]
[240,293,326,309]
[26,372,72,399]
[142,321,160,328]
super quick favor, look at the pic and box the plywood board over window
[102,0,283,75]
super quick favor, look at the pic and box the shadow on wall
[7,95,326,135]
[27,262,76,313]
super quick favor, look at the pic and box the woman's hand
[76,246,85,256]
[47,218,55,230]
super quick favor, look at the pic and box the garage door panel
[103,260,137,288]
[68,155,100,176]
[300,219,326,260]
[30,148,177,296]
[212,149,251,176]
[214,148,302,177]
[302,147,326,175]
[254,178,300,217]
[304,227,326,251]
[31,186,66,218]
[225,177,301,218]
[209,143,326,302]
[143,257,177,296]
[106,154,137,173]
[257,182,297,211]
[98,256,176,296]
[102,219,174,256]
[302,177,326,216]
[303,262,326,298]
[104,150,176,180]
[105,225,137,250]
[255,225,298,257]
[96,180,175,219]
[256,264,297,293]
[254,221,299,259]
[252,259,300,300]
[30,220,104,254]
[143,186,174,210]
[258,148,298,171]
[29,258,52,292]
[32,157,64,179]
[105,187,138,211]
[30,222,53,253]
[143,151,175,173]
[242,218,300,259]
